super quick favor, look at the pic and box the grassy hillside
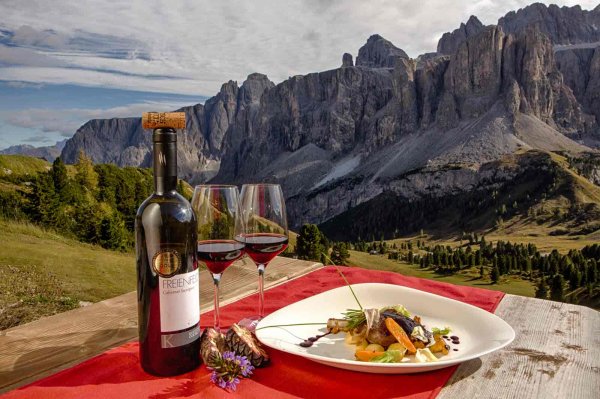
[0,219,134,330]
[347,250,535,297]
[0,154,50,178]
[321,150,600,242]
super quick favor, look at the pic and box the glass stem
[212,273,222,331]
[258,264,265,319]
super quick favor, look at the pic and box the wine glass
[191,185,245,331]
[237,184,289,330]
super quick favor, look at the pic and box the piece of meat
[366,318,397,347]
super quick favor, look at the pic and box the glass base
[238,316,262,332]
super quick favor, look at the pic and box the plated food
[255,283,515,374]
[325,305,455,363]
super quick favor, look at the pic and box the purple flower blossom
[207,351,255,391]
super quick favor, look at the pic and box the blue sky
[0,0,595,150]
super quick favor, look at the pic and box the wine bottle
[135,112,200,376]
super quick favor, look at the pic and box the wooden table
[1,258,598,398]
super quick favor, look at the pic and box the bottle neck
[153,141,177,194]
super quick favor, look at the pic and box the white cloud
[0,0,598,97]
[2,101,194,137]
[0,66,208,95]
[5,81,45,89]
[11,25,69,48]
[0,44,66,67]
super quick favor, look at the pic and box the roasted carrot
[355,350,385,362]
[385,317,417,354]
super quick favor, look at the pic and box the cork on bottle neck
[142,112,186,130]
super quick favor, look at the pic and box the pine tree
[296,224,324,261]
[569,270,581,291]
[535,276,549,299]
[587,260,597,285]
[27,172,60,226]
[99,213,128,251]
[75,150,99,192]
[491,265,500,284]
[51,157,68,198]
[330,242,350,265]
[479,265,485,279]
[550,274,565,302]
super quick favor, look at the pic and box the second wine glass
[192,185,244,331]
[238,184,289,330]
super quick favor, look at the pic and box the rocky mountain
[437,15,486,55]
[59,2,600,237]
[61,74,273,183]
[0,140,66,162]
[498,2,600,45]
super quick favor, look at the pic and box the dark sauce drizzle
[299,331,332,347]
[443,335,461,351]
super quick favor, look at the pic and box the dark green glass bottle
[135,122,200,376]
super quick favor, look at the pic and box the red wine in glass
[243,233,288,266]
[238,184,289,330]
[197,240,245,274]
[191,185,244,331]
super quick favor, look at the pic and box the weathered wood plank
[0,257,322,392]
[438,294,600,399]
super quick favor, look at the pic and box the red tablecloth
[2,266,505,399]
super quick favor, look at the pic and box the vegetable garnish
[384,317,417,354]
[380,305,411,318]
[369,350,405,363]
[355,350,385,362]
[342,309,366,330]
[432,327,452,335]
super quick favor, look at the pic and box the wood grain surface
[438,294,600,399]
[2,268,598,398]
[0,256,321,392]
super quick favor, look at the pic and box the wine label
[152,249,181,277]
[161,325,200,349]
[159,269,200,334]
[142,112,186,129]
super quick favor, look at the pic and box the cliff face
[59,2,600,231]
[555,46,600,129]
[437,15,486,55]
[61,74,274,183]
[498,2,600,45]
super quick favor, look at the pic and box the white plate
[255,283,515,374]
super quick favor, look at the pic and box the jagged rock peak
[498,2,600,45]
[219,80,238,93]
[356,34,409,68]
[465,15,484,32]
[342,52,353,67]
[437,15,486,55]
[240,73,275,102]
[241,72,274,92]
[244,72,270,82]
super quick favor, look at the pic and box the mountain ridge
[30,2,600,235]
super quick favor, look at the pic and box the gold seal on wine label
[152,250,181,277]
[142,112,186,129]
